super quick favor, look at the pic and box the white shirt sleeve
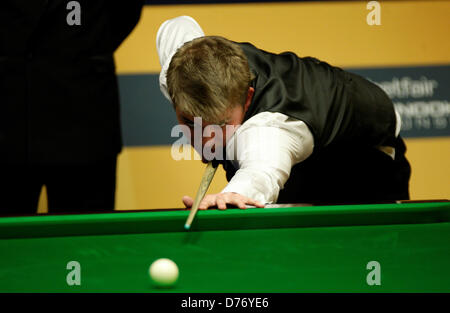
[222,112,314,204]
[156,16,205,102]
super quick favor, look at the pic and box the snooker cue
[184,161,218,230]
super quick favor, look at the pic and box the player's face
[175,87,254,163]
[175,105,246,163]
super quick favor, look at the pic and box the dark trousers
[277,136,411,204]
[0,156,118,215]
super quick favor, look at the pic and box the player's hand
[182,193,265,210]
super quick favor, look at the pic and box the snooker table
[0,201,449,293]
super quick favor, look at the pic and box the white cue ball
[149,258,179,287]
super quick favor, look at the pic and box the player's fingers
[182,196,194,208]
[198,195,215,210]
[216,197,227,210]
[246,198,265,208]
[231,198,247,210]
[198,200,208,210]
[220,193,244,209]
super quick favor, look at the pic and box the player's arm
[182,112,314,209]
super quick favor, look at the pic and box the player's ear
[244,87,254,113]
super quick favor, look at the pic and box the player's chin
[201,159,223,169]
[201,157,214,164]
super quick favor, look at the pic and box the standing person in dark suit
[0,0,144,214]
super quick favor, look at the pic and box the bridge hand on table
[182,193,265,210]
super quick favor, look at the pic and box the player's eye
[182,117,195,128]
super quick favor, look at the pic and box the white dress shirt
[156,16,402,204]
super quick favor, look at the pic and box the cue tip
[184,224,191,230]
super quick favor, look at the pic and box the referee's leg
[0,163,43,215]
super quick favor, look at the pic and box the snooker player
[156,16,411,210]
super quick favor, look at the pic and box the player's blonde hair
[167,36,253,124]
